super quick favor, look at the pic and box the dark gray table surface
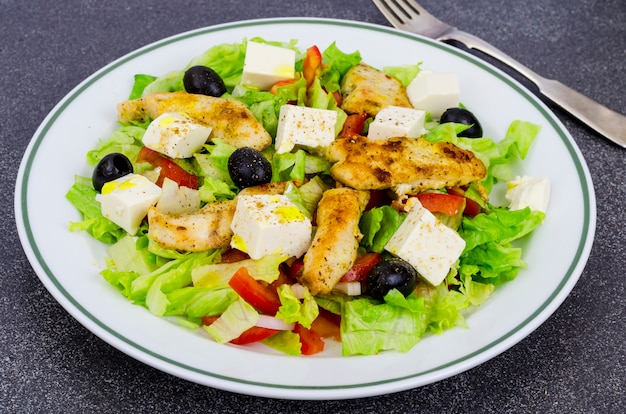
[2,0,625,412]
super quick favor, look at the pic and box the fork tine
[372,0,408,27]
[373,0,453,38]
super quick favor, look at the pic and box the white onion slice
[255,315,295,331]
[332,281,362,296]
[289,283,307,299]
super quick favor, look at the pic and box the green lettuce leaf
[262,330,302,356]
[319,42,362,93]
[359,205,407,253]
[276,284,319,329]
[192,253,288,288]
[383,63,422,87]
[204,298,259,343]
[66,176,125,244]
[340,292,428,355]
[164,286,237,318]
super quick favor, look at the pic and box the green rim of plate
[17,18,594,394]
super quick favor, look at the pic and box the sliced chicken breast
[300,188,370,295]
[117,91,272,151]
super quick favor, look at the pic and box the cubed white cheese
[505,175,551,213]
[156,178,201,215]
[406,71,460,119]
[142,112,212,159]
[96,174,162,235]
[385,200,465,286]
[367,105,426,140]
[241,42,296,90]
[230,194,312,260]
[274,104,338,154]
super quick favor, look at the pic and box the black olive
[227,147,272,189]
[92,153,134,192]
[183,65,227,97]
[440,107,483,138]
[366,259,418,300]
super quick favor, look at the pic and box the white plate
[15,18,595,400]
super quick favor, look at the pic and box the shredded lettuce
[276,284,319,329]
[359,206,407,253]
[191,253,288,288]
[66,176,126,244]
[459,206,545,285]
[164,286,236,318]
[383,63,422,87]
[204,298,259,343]
[340,291,428,355]
[262,330,302,356]
[319,41,362,93]
[86,123,148,166]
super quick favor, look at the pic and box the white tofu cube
[385,200,466,286]
[275,104,338,154]
[406,71,460,119]
[367,105,426,140]
[142,112,212,159]
[241,42,296,90]
[230,194,312,260]
[505,175,551,213]
[96,174,162,235]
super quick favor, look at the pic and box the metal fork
[373,0,626,148]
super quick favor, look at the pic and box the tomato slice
[229,326,280,345]
[447,187,482,217]
[415,193,466,216]
[201,315,219,326]
[302,45,322,87]
[338,113,368,138]
[228,267,282,315]
[294,323,325,355]
[340,252,382,282]
[136,146,198,189]
[202,315,279,345]
[310,308,341,341]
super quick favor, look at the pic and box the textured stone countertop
[2,0,624,412]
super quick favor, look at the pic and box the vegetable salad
[66,37,546,356]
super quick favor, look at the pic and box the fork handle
[443,30,626,148]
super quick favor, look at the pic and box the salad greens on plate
[66,36,545,357]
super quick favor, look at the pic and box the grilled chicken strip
[340,63,412,117]
[300,188,370,296]
[327,136,487,196]
[147,200,236,252]
[117,92,272,151]
[147,182,292,252]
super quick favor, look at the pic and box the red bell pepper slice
[302,45,322,87]
[294,323,325,355]
[269,78,298,95]
[136,146,198,189]
[228,267,282,315]
[340,252,382,282]
[415,193,466,216]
